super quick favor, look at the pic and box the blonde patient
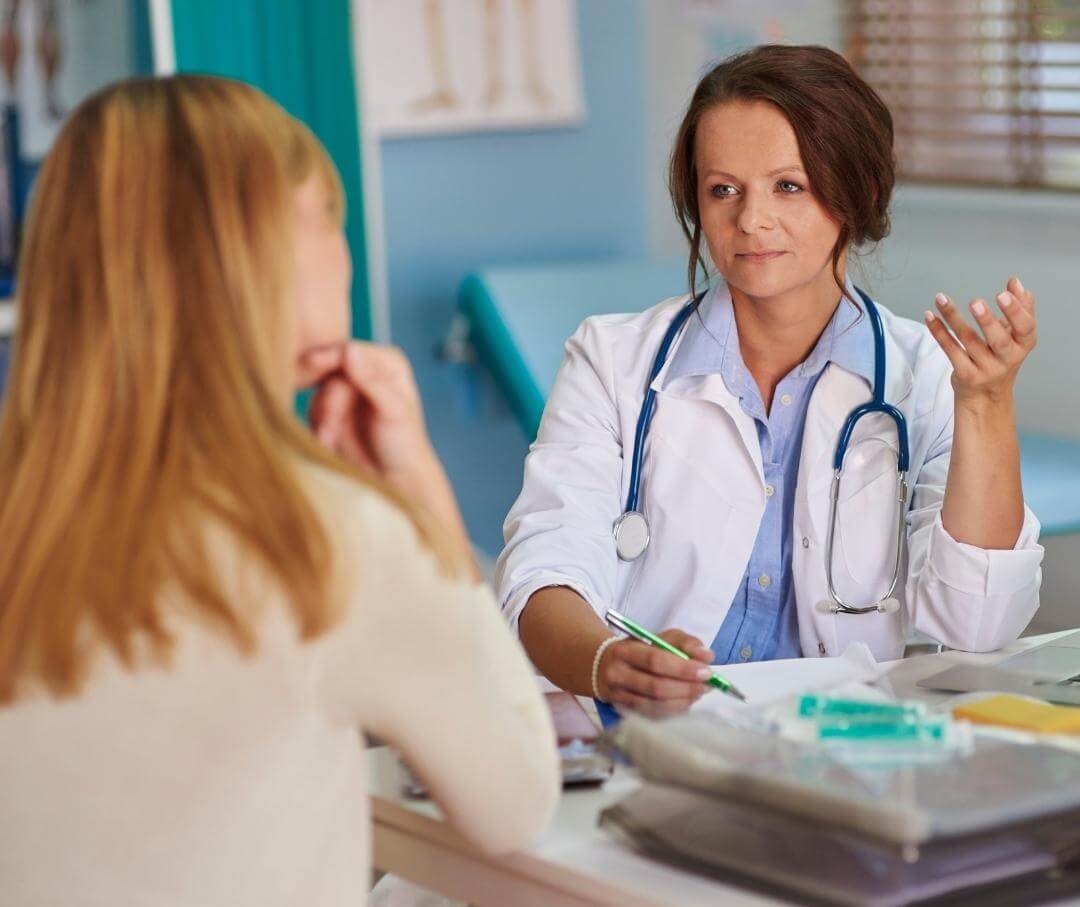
[0,75,557,906]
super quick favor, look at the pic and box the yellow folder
[953,694,1080,735]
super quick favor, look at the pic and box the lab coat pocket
[820,439,908,662]
[836,437,902,590]
[827,605,906,663]
[620,430,740,643]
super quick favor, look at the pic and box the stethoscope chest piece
[613,511,650,561]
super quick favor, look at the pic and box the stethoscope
[612,287,910,617]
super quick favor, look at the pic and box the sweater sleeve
[315,485,560,855]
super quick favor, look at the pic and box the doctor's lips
[735,249,787,263]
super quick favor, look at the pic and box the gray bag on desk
[601,783,1080,907]
[607,711,1080,846]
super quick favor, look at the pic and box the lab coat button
[740,646,753,661]
[802,537,810,549]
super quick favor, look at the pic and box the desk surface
[369,631,1080,907]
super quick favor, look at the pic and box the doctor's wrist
[590,636,620,702]
[953,390,1016,424]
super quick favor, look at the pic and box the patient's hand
[302,342,478,577]
[302,341,437,482]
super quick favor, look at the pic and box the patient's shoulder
[298,461,419,551]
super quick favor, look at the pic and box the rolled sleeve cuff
[926,506,1044,597]
[501,573,603,637]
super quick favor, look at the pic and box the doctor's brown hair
[669,44,895,297]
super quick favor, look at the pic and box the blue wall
[379,0,647,555]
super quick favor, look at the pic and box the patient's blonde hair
[0,75,443,702]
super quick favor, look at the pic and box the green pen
[605,608,748,703]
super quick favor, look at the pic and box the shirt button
[802,537,810,549]
[740,646,753,661]
[780,393,793,406]
[764,484,775,497]
[758,573,771,588]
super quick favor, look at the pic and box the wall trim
[350,0,391,342]
[148,0,175,75]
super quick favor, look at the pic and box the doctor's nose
[735,192,776,234]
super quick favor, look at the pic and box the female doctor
[495,44,1044,716]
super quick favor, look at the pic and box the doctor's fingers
[968,296,1023,359]
[605,664,708,703]
[609,692,698,718]
[657,629,714,664]
[925,311,978,384]
[1006,276,1035,311]
[932,295,997,370]
[994,290,1037,352]
[608,646,711,695]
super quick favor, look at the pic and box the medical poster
[358,0,585,138]
[1,0,134,160]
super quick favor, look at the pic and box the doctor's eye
[776,180,804,194]
[709,183,738,198]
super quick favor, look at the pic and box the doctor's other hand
[596,630,714,717]
[925,276,1037,409]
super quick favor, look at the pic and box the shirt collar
[664,277,877,391]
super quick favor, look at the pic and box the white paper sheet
[691,642,888,718]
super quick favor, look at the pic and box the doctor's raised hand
[925,278,1038,550]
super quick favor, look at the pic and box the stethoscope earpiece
[877,597,901,615]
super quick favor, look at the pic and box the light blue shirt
[666,282,876,665]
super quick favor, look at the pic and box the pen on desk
[604,608,748,703]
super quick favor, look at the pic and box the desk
[368,631,1080,907]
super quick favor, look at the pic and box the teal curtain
[168,0,373,340]
[131,0,154,75]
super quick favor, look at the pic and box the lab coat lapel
[650,370,765,492]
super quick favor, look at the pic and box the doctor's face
[695,100,843,302]
[292,175,352,387]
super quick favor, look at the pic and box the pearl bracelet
[590,635,621,702]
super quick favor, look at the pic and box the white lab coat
[496,292,1044,662]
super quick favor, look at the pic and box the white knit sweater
[0,466,559,907]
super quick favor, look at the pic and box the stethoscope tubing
[614,286,911,618]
